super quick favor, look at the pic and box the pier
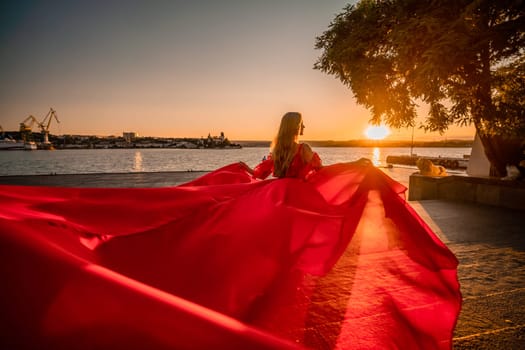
[386,154,469,170]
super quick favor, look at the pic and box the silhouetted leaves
[315,0,525,174]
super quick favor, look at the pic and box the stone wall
[408,174,525,210]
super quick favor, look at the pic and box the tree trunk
[475,15,508,177]
[477,133,522,177]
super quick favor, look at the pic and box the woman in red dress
[251,111,322,180]
[0,112,461,349]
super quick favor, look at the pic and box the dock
[386,154,469,170]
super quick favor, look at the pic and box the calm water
[0,147,471,176]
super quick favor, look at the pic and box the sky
[0,0,475,141]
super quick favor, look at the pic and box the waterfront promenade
[1,169,523,349]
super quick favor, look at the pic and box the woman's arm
[252,157,274,179]
[238,161,254,174]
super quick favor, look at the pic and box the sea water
[0,147,471,176]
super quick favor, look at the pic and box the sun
[364,125,390,140]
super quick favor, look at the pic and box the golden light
[372,147,381,166]
[364,125,390,140]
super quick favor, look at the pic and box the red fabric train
[0,161,461,349]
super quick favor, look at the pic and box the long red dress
[0,147,461,349]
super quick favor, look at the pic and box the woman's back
[253,143,322,180]
[283,143,321,179]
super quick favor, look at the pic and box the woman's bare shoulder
[301,142,312,150]
[300,143,314,162]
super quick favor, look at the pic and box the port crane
[19,115,39,142]
[39,108,60,147]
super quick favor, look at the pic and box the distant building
[123,132,139,142]
[206,131,227,147]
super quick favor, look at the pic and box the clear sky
[0,0,475,141]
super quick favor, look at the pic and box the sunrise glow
[364,125,390,140]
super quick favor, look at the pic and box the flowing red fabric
[0,161,461,349]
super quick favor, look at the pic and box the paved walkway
[412,200,525,349]
[0,171,208,188]
[1,171,523,348]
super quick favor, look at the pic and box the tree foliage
[315,0,525,175]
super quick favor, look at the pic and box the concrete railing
[408,174,525,210]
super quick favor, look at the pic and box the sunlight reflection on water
[133,151,143,172]
[372,147,381,167]
[0,146,471,177]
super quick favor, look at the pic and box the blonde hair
[271,112,302,177]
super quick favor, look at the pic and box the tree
[315,0,525,176]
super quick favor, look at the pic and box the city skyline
[0,1,476,141]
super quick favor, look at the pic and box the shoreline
[1,137,474,150]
